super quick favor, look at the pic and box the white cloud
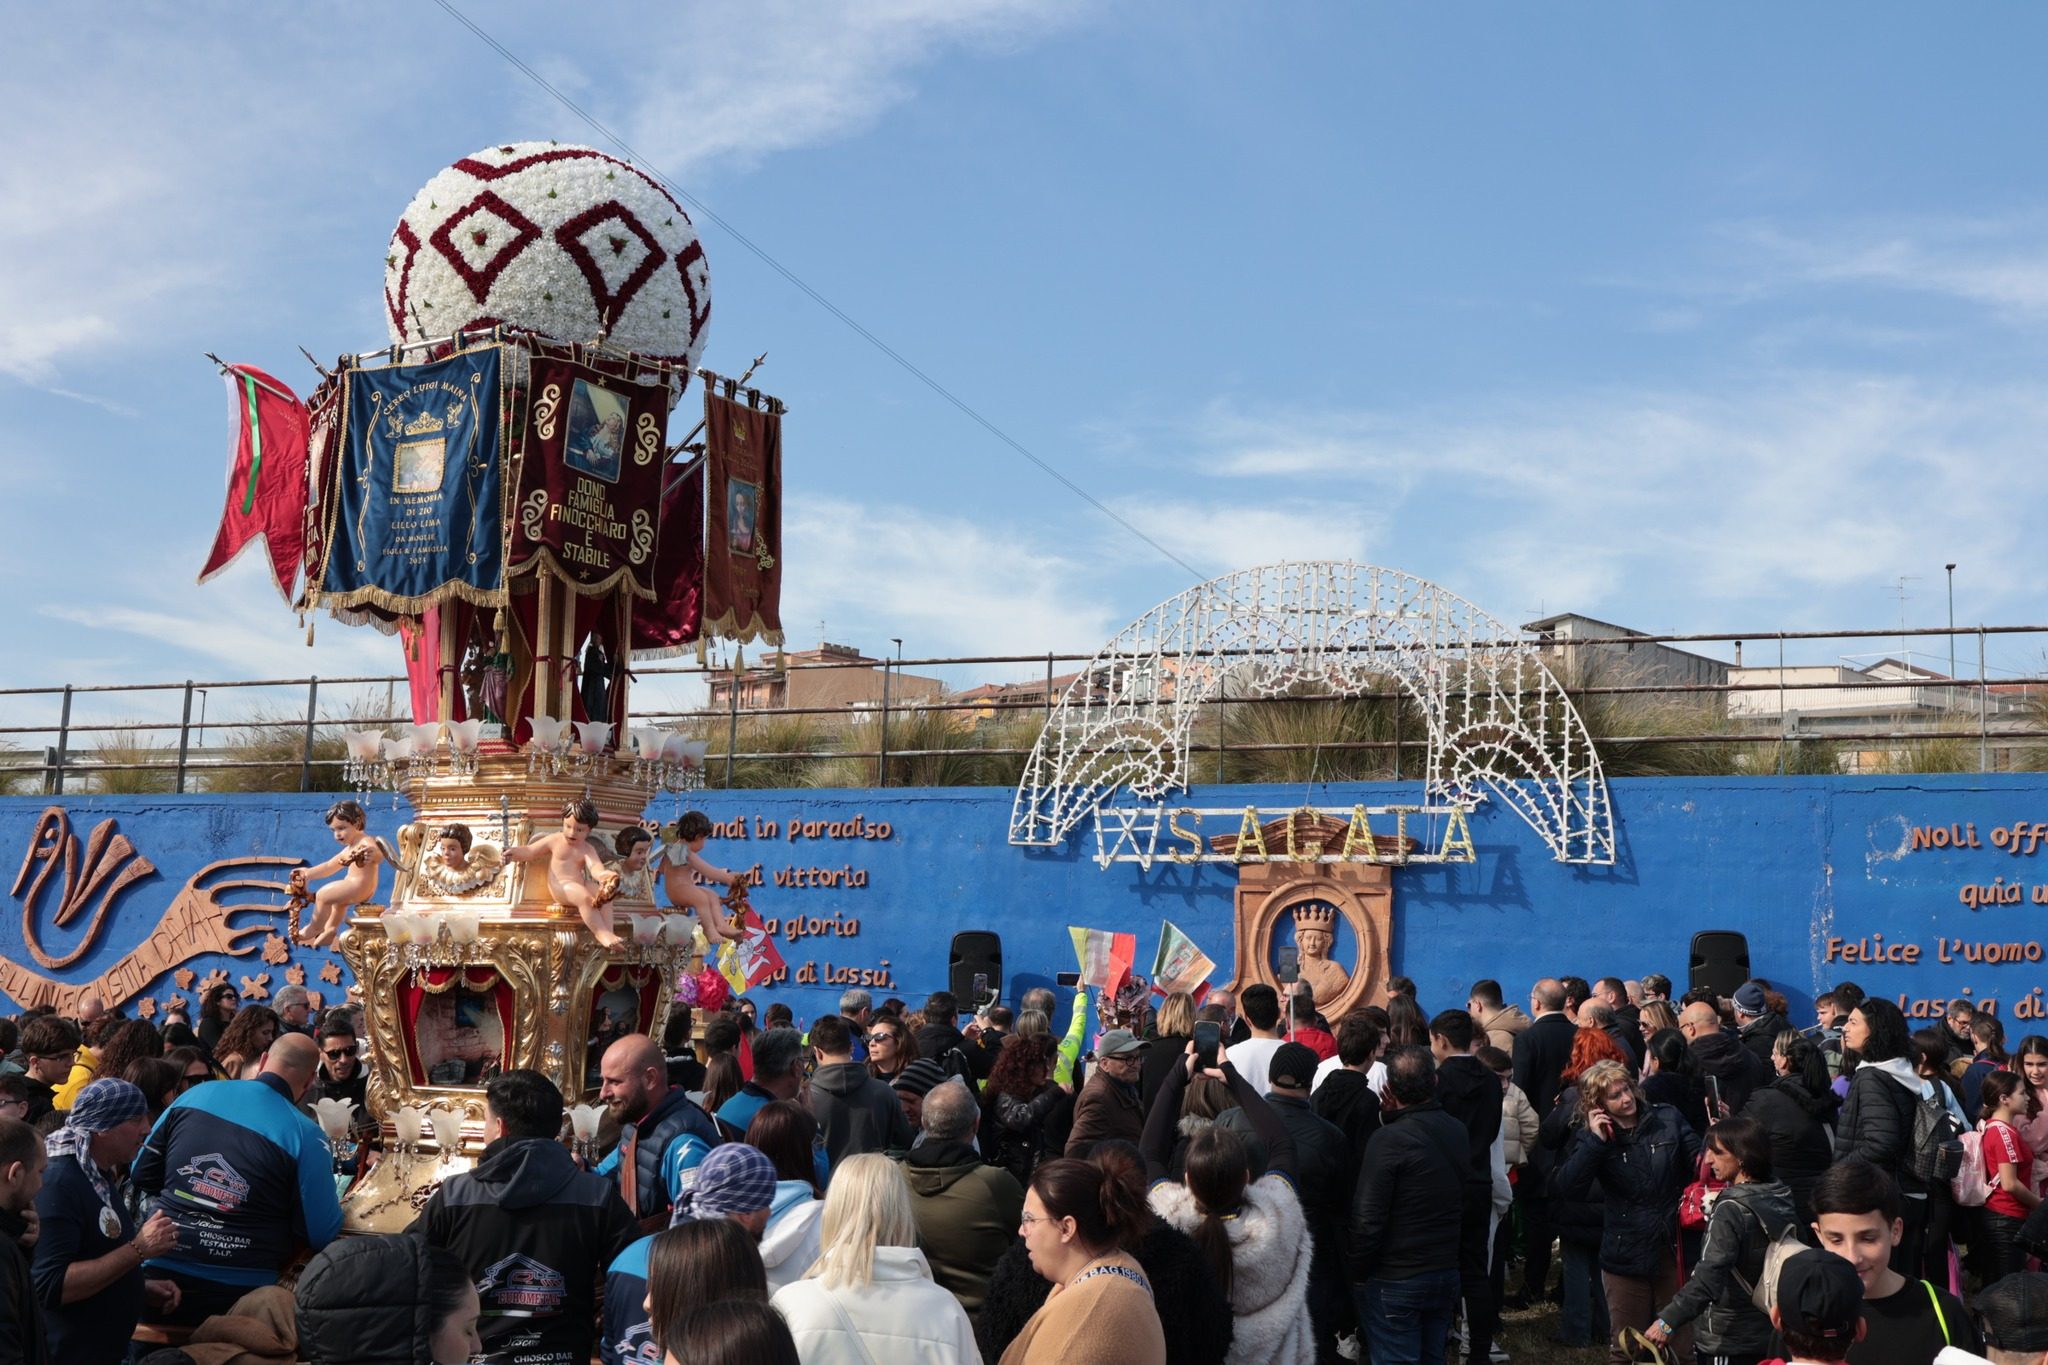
[781,493,1121,666]
[1099,373,2048,629]
[612,0,1090,177]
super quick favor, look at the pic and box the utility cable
[427,0,1204,579]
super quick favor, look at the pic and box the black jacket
[977,1221,1233,1365]
[0,1206,47,1365]
[1643,1070,1709,1135]
[1140,1034,1193,1113]
[914,1022,985,1082]
[1435,1055,1504,1191]
[1536,1090,1605,1249]
[1220,1092,1346,1242]
[1654,1179,1796,1354]
[1738,1012,1789,1069]
[1511,1013,1576,1189]
[1741,1076,1836,1224]
[1688,1030,1771,1115]
[986,1083,1064,1184]
[1312,1067,1382,1195]
[1555,1101,1701,1277]
[297,1234,452,1365]
[1348,1100,1467,1283]
[811,1061,913,1166]
[1837,1063,1929,1194]
[412,1136,639,1365]
[1605,1022,1646,1072]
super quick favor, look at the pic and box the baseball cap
[1975,1272,2048,1351]
[1732,981,1768,1016]
[1774,1250,1862,1339]
[1268,1042,1320,1090]
[1096,1029,1148,1058]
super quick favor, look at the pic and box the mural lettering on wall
[691,811,898,991]
[2,805,294,1014]
[1864,818,2048,1022]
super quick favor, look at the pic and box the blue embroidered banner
[313,347,507,615]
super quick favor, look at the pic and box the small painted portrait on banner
[728,480,759,554]
[393,436,447,495]
[564,378,629,483]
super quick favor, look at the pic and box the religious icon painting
[392,430,447,494]
[727,479,760,554]
[563,377,629,484]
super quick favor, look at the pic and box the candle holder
[567,1103,603,1167]
[569,722,614,779]
[427,1107,464,1162]
[447,719,484,778]
[526,716,572,776]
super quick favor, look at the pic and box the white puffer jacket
[760,1180,825,1294]
[1150,1173,1313,1365]
[771,1246,978,1365]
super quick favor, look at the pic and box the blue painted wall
[5,775,2047,1030]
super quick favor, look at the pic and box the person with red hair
[1531,1025,1632,1349]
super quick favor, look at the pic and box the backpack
[1907,1083,1965,1183]
[1733,1199,1806,1314]
[1951,1125,1992,1207]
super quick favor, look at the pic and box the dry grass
[84,733,176,794]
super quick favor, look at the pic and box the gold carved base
[336,747,698,1234]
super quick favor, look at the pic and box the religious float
[196,141,789,1230]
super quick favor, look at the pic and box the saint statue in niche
[1292,902,1351,1007]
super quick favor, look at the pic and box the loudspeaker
[1689,930,1752,1000]
[949,931,1002,1010]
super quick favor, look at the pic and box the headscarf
[671,1143,776,1226]
[45,1077,147,1226]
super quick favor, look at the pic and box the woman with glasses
[164,1047,211,1094]
[865,1020,918,1085]
[999,1156,1166,1365]
[196,984,241,1057]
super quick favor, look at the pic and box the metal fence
[1,621,2043,794]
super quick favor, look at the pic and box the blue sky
[6,2,2048,735]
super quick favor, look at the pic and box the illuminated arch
[1007,561,1615,864]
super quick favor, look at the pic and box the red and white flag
[197,363,310,604]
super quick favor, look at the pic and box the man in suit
[1509,978,1575,1307]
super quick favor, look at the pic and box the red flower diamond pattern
[427,190,543,306]
[384,221,422,336]
[555,201,667,328]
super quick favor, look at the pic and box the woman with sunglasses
[865,1019,918,1085]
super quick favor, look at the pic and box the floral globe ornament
[384,142,711,368]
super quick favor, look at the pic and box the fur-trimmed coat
[1149,1174,1313,1365]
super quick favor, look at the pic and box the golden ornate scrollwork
[519,489,549,542]
[533,382,564,440]
[633,412,660,466]
[628,509,655,565]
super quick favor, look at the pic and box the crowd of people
[0,971,2044,1365]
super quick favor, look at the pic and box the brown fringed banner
[700,384,784,645]
[506,356,668,599]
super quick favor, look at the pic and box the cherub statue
[607,825,658,904]
[290,799,393,947]
[410,821,506,897]
[504,799,624,949]
[640,811,745,945]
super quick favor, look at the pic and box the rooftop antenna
[1891,575,1920,669]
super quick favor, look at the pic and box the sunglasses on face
[180,1074,209,1088]
[323,1049,355,1062]
[868,1033,899,1045]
